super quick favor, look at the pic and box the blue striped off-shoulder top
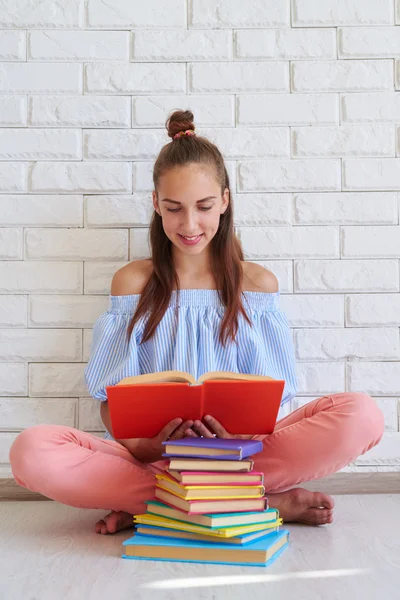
[84,289,298,440]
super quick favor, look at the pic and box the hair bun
[166,109,195,140]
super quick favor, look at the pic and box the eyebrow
[161,196,217,205]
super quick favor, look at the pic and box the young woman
[9,110,384,535]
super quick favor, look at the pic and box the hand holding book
[187,415,254,441]
[128,417,196,464]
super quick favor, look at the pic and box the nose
[181,212,199,234]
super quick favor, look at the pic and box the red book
[106,369,285,439]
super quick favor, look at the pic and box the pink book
[154,487,269,515]
[167,470,265,486]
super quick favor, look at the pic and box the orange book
[106,370,285,439]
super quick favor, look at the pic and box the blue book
[122,528,290,567]
[162,437,263,460]
[134,523,279,546]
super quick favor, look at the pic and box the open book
[106,370,285,439]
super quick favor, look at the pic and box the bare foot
[267,487,334,526]
[95,510,134,535]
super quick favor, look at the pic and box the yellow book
[133,513,283,539]
[156,473,265,500]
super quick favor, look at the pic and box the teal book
[122,529,290,567]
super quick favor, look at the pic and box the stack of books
[122,437,290,567]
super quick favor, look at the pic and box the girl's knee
[9,425,53,481]
[345,392,385,445]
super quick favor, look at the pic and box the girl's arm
[100,401,193,463]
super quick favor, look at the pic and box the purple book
[161,437,263,460]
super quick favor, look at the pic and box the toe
[308,507,332,521]
[95,519,105,534]
[314,492,335,509]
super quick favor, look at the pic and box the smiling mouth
[179,234,203,239]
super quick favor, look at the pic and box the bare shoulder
[111,259,153,296]
[242,262,279,293]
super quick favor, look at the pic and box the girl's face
[152,164,229,255]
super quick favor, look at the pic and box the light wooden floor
[0,495,399,600]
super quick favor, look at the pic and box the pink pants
[9,392,384,515]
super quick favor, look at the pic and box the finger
[192,420,215,438]
[184,428,199,437]
[203,415,228,438]
[158,418,183,440]
[169,420,194,440]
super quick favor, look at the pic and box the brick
[0,96,26,126]
[0,163,27,192]
[83,329,93,362]
[29,95,130,128]
[280,294,344,327]
[129,228,151,259]
[0,0,82,27]
[375,398,398,432]
[86,0,185,28]
[0,195,82,227]
[342,93,400,123]
[30,162,132,193]
[237,94,338,126]
[0,228,22,259]
[84,262,128,294]
[0,329,81,361]
[0,129,81,160]
[0,31,25,60]
[28,31,130,61]
[85,63,185,94]
[84,129,167,160]
[0,63,82,94]
[133,30,231,61]
[233,194,291,227]
[343,159,400,190]
[239,226,338,259]
[189,62,289,93]
[292,0,393,26]
[293,124,394,158]
[253,261,293,293]
[0,397,76,429]
[295,259,399,292]
[238,159,340,192]
[349,362,400,396]
[201,127,289,159]
[347,294,400,326]
[0,363,27,396]
[0,295,27,327]
[295,328,400,360]
[292,60,393,92]
[85,194,153,227]
[78,398,104,431]
[296,362,345,396]
[235,28,335,59]
[190,0,289,27]
[295,192,398,224]
[25,228,128,261]
[29,295,109,328]
[339,27,400,58]
[342,226,400,257]
[30,363,87,397]
[132,95,234,127]
[0,261,82,294]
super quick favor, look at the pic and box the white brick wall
[1,0,399,477]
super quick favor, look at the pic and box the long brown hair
[127,109,252,347]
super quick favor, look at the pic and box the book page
[116,370,196,386]
[198,371,275,383]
